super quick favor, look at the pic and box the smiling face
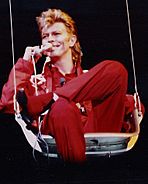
[41,22,76,61]
[36,9,82,65]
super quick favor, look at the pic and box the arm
[0,58,34,113]
[0,44,52,114]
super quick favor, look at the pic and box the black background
[0,0,148,183]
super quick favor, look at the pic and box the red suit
[0,58,134,162]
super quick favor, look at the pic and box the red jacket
[0,58,141,128]
[0,58,88,116]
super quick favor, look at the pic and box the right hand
[23,43,52,62]
[23,46,42,62]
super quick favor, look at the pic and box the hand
[23,46,42,62]
[23,43,52,62]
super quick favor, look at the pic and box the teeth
[52,43,60,47]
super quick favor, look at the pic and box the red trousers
[41,60,128,162]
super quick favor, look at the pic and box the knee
[113,61,128,87]
[102,60,128,85]
[104,60,127,76]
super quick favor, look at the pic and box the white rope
[8,0,20,113]
[125,0,138,94]
[31,54,50,156]
[125,0,142,114]
[31,55,39,96]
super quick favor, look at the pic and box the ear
[69,35,77,47]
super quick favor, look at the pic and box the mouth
[43,42,61,55]
[51,44,61,51]
[52,43,61,47]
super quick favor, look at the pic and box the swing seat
[15,98,143,158]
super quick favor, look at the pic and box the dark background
[0,0,148,183]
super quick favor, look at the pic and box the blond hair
[36,9,82,65]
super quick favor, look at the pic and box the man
[0,9,133,162]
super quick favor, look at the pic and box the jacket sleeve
[0,58,34,113]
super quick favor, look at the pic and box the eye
[53,32,61,36]
[42,34,48,39]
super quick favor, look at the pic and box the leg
[56,60,128,132]
[41,97,86,163]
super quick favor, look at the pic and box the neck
[52,50,74,75]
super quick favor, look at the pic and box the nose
[48,34,55,43]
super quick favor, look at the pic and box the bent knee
[100,60,128,85]
[103,60,127,77]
